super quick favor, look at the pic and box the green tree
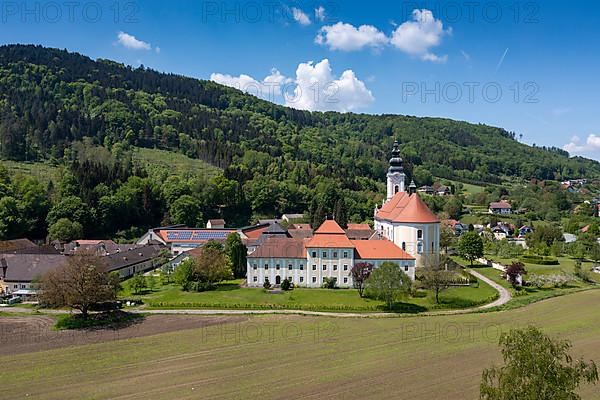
[0,196,25,239]
[333,197,348,228]
[458,231,484,266]
[169,195,203,227]
[129,273,147,295]
[419,258,455,304]
[39,251,120,319]
[48,218,83,242]
[224,233,247,279]
[365,262,412,310]
[173,259,194,290]
[480,326,598,400]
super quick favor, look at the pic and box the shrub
[280,278,291,291]
[520,255,559,265]
[322,277,338,289]
[263,277,271,290]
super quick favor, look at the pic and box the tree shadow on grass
[377,302,428,314]
[215,283,242,291]
[56,310,145,331]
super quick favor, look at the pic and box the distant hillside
[0,44,597,187]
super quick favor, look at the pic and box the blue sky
[2,0,600,159]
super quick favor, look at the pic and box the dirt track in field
[0,315,246,355]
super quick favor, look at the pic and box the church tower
[386,140,406,200]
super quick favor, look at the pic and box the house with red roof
[373,141,441,267]
[246,219,415,288]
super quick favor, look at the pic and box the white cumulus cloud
[292,7,311,25]
[210,60,374,113]
[390,9,450,62]
[315,22,388,51]
[563,135,600,155]
[210,69,292,100]
[315,6,326,22]
[117,31,151,51]
[287,59,374,112]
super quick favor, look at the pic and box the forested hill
[1,44,598,184]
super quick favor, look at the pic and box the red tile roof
[352,240,414,260]
[248,237,307,258]
[376,193,439,224]
[489,201,511,209]
[314,220,346,234]
[306,220,355,248]
[346,223,371,230]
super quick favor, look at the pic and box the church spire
[386,140,406,200]
[388,140,403,173]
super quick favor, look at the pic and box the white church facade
[374,141,441,267]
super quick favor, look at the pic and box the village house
[206,219,226,229]
[489,200,512,215]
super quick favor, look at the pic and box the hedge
[520,255,560,265]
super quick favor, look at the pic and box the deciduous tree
[480,326,598,400]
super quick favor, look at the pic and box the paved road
[2,272,511,318]
[466,268,512,310]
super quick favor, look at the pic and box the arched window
[394,185,399,193]
[402,242,406,251]
[417,229,423,239]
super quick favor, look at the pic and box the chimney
[1,258,7,280]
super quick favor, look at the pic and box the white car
[593,266,600,274]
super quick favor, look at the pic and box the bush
[280,278,291,291]
[322,277,338,289]
[263,277,271,290]
[520,255,559,265]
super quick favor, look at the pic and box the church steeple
[388,141,404,173]
[386,140,406,200]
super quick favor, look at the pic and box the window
[343,264,348,271]
[343,251,348,258]
[333,265,338,271]
[312,264,317,271]
[253,265,257,270]
[322,277,326,282]
[417,229,423,239]
[322,265,327,271]
[312,251,317,258]
[288,277,293,282]
[276,264,280,270]
[322,251,327,258]
[394,185,399,193]
[417,242,424,254]
[253,276,258,282]
[288,264,293,270]
[300,277,304,282]
[432,242,435,252]
[333,251,338,258]
[343,277,348,283]
[265,264,269,269]
[312,277,316,283]
[402,242,406,251]
[300,265,304,270]
[13,284,17,289]
[405,265,409,272]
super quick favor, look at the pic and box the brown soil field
[0,315,246,356]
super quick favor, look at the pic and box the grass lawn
[455,256,600,310]
[485,255,600,282]
[1,160,61,185]
[3,289,600,399]
[120,278,498,313]
[132,147,220,178]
